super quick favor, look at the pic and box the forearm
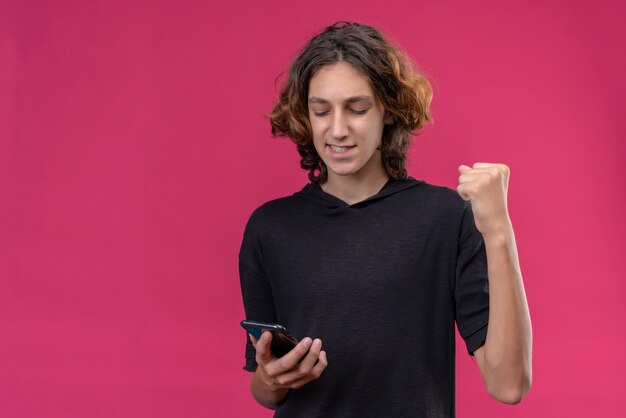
[482,221,532,399]
[250,367,289,410]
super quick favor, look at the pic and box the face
[307,61,393,184]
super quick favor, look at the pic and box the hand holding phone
[241,320,329,391]
[240,320,299,358]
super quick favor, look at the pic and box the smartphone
[240,320,299,358]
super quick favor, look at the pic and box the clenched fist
[457,162,512,237]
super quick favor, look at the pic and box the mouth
[326,144,356,154]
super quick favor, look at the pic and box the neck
[320,168,390,206]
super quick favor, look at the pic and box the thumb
[255,331,274,363]
[249,334,258,348]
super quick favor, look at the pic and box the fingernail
[303,338,312,348]
[314,339,322,348]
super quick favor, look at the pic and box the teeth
[330,145,353,153]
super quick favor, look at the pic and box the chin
[329,168,361,177]
[322,162,348,173]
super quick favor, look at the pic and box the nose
[330,110,349,139]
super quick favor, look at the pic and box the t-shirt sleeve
[455,202,490,356]
[238,214,278,372]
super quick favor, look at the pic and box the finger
[249,334,258,348]
[270,337,313,374]
[459,165,497,177]
[254,331,275,365]
[458,172,487,183]
[458,164,472,173]
[460,166,501,177]
[277,338,323,383]
[472,162,495,168]
[311,350,328,376]
[290,350,329,390]
[472,162,509,170]
[295,338,323,372]
[456,184,472,201]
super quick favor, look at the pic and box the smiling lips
[327,144,356,158]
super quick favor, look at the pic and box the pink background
[1,0,624,416]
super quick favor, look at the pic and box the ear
[384,112,394,125]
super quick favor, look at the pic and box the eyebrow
[307,95,374,105]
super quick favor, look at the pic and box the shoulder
[408,179,468,213]
[239,194,302,261]
[243,194,302,233]
[248,194,302,220]
[416,181,482,240]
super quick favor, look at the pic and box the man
[239,21,531,417]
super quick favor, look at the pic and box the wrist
[482,219,513,244]
[251,367,290,410]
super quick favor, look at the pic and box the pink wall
[1,0,624,416]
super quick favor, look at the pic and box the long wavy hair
[267,21,434,185]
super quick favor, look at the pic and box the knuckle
[315,362,327,373]
[263,364,278,378]
[276,358,288,370]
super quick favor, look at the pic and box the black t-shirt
[238,176,490,418]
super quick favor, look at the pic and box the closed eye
[313,109,369,117]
